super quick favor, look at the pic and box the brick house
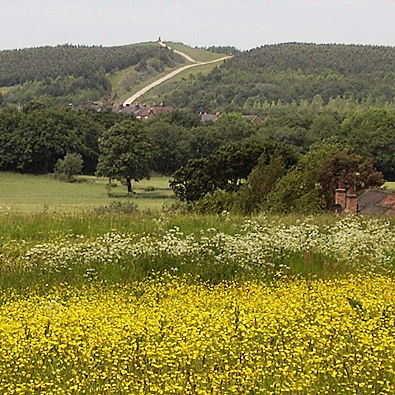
[335,183,395,216]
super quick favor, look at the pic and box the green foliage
[149,110,201,128]
[213,113,255,143]
[2,76,108,107]
[186,113,256,160]
[144,119,192,175]
[263,143,385,214]
[189,126,223,158]
[0,105,114,174]
[166,43,394,111]
[235,154,288,215]
[0,43,184,106]
[204,45,240,56]
[54,153,83,182]
[171,140,298,202]
[170,157,215,202]
[190,189,236,214]
[341,108,395,180]
[94,200,138,215]
[0,44,182,86]
[96,120,153,193]
[170,140,266,202]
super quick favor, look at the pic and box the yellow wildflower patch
[0,274,393,394]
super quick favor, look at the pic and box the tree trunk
[126,177,132,193]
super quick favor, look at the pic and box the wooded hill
[0,42,393,110]
[165,43,395,112]
[0,43,186,106]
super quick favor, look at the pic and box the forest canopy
[0,43,184,87]
[0,43,185,106]
[165,43,395,111]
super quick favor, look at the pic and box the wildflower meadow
[0,213,394,393]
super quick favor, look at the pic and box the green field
[166,42,225,62]
[139,61,225,104]
[385,181,395,190]
[0,172,172,213]
[0,85,18,95]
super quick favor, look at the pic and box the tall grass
[0,212,393,290]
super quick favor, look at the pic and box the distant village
[77,101,265,125]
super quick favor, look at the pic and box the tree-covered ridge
[239,43,394,75]
[0,43,187,107]
[166,43,395,111]
[0,43,185,87]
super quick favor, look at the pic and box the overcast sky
[0,0,394,50]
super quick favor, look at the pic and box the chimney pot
[335,182,347,213]
[346,185,358,214]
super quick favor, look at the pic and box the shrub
[234,154,287,214]
[191,189,236,214]
[54,153,83,182]
[94,201,138,215]
[162,200,190,215]
[144,186,156,192]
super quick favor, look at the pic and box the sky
[0,0,394,50]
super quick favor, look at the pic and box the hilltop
[0,41,226,107]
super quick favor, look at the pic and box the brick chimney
[346,185,358,214]
[335,182,346,214]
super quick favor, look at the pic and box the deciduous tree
[97,120,153,193]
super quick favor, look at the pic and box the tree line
[0,102,393,213]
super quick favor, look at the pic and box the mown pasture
[0,172,172,213]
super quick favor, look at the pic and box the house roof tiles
[357,189,395,216]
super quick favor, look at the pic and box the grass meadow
[164,42,226,62]
[107,42,225,104]
[138,62,225,104]
[0,172,394,393]
[108,64,185,104]
[0,172,172,213]
[385,181,395,191]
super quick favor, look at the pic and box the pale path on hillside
[158,41,197,63]
[123,42,231,106]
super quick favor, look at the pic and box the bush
[191,189,236,214]
[54,153,83,182]
[162,200,190,215]
[234,154,287,215]
[94,201,138,215]
[144,186,156,192]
